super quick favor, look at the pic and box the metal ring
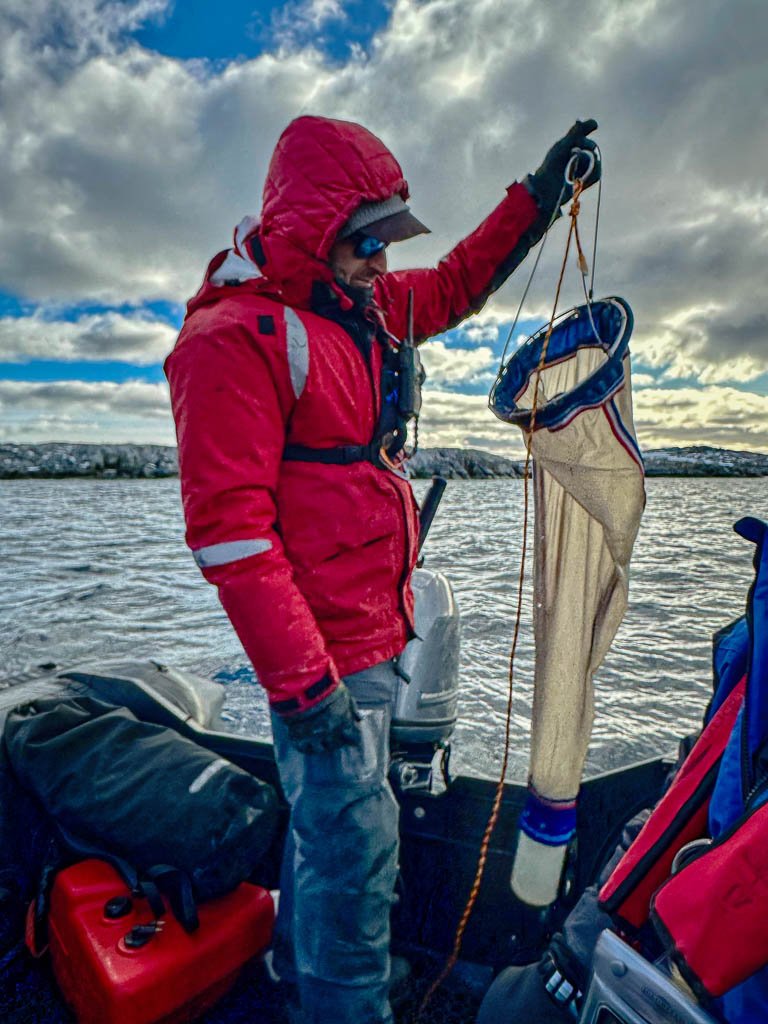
[565,148,596,185]
[670,838,712,875]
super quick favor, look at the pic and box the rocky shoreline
[2,442,768,480]
[0,443,179,479]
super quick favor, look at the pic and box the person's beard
[335,276,374,308]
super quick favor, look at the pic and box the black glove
[477,961,572,1024]
[477,935,586,1024]
[525,119,600,219]
[283,681,362,754]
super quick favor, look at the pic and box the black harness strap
[282,335,403,468]
[283,442,380,465]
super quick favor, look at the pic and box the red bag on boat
[48,859,274,1024]
[651,799,768,999]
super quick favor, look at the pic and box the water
[1,477,765,781]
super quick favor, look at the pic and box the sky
[1,0,767,455]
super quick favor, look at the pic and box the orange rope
[414,178,587,1021]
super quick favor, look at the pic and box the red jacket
[165,115,540,712]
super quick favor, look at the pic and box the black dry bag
[3,695,279,902]
[0,740,55,958]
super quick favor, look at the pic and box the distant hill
[2,442,768,479]
[640,446,768,477]
[409,445,768,478]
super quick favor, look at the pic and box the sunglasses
[351,233,389,259]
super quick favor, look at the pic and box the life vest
[598,517,768,1017]
[283,316,425,472]
[598,670,747,933]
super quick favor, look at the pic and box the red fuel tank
[47,859,274,1024]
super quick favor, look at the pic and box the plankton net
[489,295,646,906]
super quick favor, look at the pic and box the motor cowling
[390,567,460,793]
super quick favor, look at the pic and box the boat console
[578,931,718,1024]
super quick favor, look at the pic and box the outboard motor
[389,477,460,795]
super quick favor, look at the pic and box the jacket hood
[186,116,410,316]
[263,114,408,259]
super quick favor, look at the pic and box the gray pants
[271,661,400,1024]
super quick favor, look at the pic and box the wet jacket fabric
[165,115,540,712]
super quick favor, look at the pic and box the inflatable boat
[0,563,672,1024]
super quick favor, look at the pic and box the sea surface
[2,477,766,781]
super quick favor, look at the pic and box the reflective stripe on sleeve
[193,538,272,568]
[284,307,309,399]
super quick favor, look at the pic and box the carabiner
[565,148,596,185]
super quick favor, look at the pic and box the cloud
[419,388,528,455]
[4,0,169,62]
[1,0,767,448]
[633,385,768,451]
[638,303,768,385]
[0,379,174,443]
[2,0,765,311]
[3,375,765,455]
[0,311,178,363]
[269,0,348,48]
[420,341,497,386]
[419,381,768,456]
[0,1,337,303]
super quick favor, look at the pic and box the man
[165,114,599,1024]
